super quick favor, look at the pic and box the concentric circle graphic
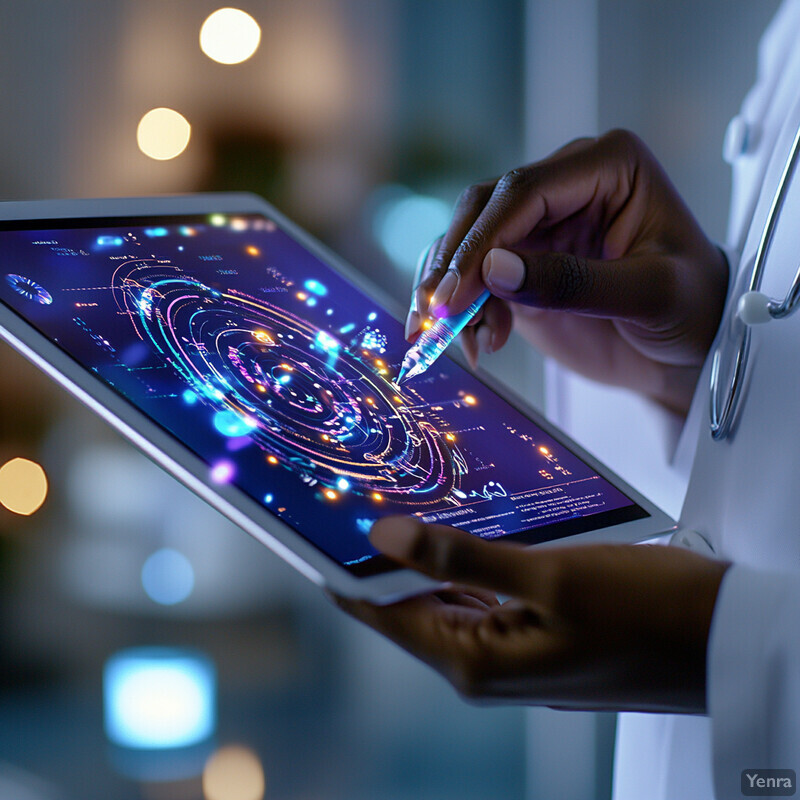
[116,263,465,507]
[6,273,53,305]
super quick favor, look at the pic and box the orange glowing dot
[365,397,375,405]
[375,359,385,368]
[372,492,383,502]
[422,319,433,330]
[296,292,308,301]
[463,394,477,405]
[393,396,402,404]
[267,455,279,465]
[324,489,338,500]
[246,245,260,256]
[321,434,330,441]
[379,368,388,375]
[539,446,549,455]
[279,363,293,371]
[446,433,455,441]
[256,384,266,393]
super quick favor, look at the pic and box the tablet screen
[0,212,646,575]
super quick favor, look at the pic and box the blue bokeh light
[371,185,452,272]
[141,548,195,606]
[103,648,216,750]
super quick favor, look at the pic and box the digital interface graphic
[0,212,645,573]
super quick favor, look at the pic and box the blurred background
[0,1,781,798]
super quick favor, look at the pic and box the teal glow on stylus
[396,289,491,384]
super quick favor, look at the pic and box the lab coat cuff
[707,563,800,797]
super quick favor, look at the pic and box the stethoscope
[709,119,800,440]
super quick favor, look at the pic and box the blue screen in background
[0,213,645,574]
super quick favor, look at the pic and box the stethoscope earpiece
[736,290,773,325]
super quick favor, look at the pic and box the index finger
[440,134,635,316]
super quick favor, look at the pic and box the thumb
[369,516,535,599]
[481,247,667,323]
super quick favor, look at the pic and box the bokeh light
[203,745,265,800]
[141,548,195,606]
[200,8,261,65]
[137,108,192,161]
[104,648,216,750]
[0,457,48,515]
[371,186,451,273]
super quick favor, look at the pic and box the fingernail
[430,270,459,316]
[405,310,421,339]
[369,516,418,559]
[476,325,494,354]
[484,249,525,293]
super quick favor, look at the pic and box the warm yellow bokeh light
[0,458,48,516]
[200,8,261,65]
[137,108,191,161]
[203,745,265,800]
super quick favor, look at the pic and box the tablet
[0,194,676,602]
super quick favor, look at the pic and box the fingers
[369,517,543,601]
[406,236,442,340]
[482,247,670,324]
[405,182,497,339]
[432,131,647,318]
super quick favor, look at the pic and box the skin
[338,130,732,713]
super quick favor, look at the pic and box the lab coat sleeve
[708,564,800,797]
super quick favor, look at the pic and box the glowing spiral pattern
[116,263,465,506]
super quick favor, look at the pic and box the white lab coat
[545,1,800,798]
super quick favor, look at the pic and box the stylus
[396,289,490,384]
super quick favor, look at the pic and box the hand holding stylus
[407,130,729,416]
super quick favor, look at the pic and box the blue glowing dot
[213,410,257,437]
[303,279,328,297]
[141,548,195,606]
[356,518,376,535]
[96,235,124,247]
[182,389,198,404]
[103,647,216,750]
[264,493,274,504]
[315,330,339,353]
[278,374,291,385]
[178,245,184,251]
[143,227,168,237]
[367,312,377,321]
[326,308,333,316]
[336,477,350,491]
[306,297,317,307]
[339,323,355,334]
[210,460,235,484]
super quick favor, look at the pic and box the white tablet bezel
[0,194,677,602]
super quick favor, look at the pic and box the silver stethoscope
[709,120,800,440]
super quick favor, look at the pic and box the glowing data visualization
[0,213,641,572]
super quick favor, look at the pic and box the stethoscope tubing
[710,119,800,440]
